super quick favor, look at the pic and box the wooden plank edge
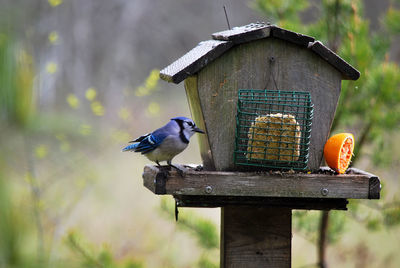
[142,165,168,194]
[270,25,315,47]
[212,25,271,44]
[174,195,348,210]
[347,167,381,199]
[184,76,216,170]
[309,41,360,80]
[142,165,375,199]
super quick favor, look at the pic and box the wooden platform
[142,165,380,210]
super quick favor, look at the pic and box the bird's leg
[156,160,170,177]
[167,160,184,177]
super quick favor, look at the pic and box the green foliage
[0,32,35,128]
[0,165,42,268]
[159,197,219,266]
[293,210,346,244]
[196,253,218,268]
[252,0,308,30]
[159,198,219,250]
[66,231,144,268]
[135,69,160,97]
[327,211,346,243]
[385,7,400,34]
[383,207,400,226]
[366,218,381,231]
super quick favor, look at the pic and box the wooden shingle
[160,40,233,84]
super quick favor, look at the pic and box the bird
[122,117,204,175]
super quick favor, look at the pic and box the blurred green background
[1,0,400,267]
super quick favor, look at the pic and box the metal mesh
[234,89,313,170]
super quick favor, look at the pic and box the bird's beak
[193,127,205,134]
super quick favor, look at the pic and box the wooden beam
[142,165,381,200]
[184,76,215,170]
[270,25,314,47]
[221,206,291,267]
[309,41,360,80]
[175,195,348,210]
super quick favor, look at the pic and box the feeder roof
[160,23,360,84]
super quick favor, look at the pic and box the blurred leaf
[135,69,160,97]
[0,168,39,267]
[91,101,105,116]
[60,141,70,152]
[48,31,59,44]
[35,144,48,159]
[79,124,92,136]
[293,210,319,242]
[0,34,36,128]
[366,218,381,231]
[65,230,103,268]
[65,230,144,268]
[111,129,131,143]
[146,102,160,117]
[85,87,97,101]
[67,94,80,109]
[48,0,63,7]
[385,7,400,34]
[196,253,218,268]
[145,69,159,90]
[252,0,309,25]
[159,198,219,250]
[327,211,346,243]
[15,48,36,126]
[118,107,131,121]
[384,207,400,226]
[46,62,58,74]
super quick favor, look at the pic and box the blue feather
[122,143,138,152]
[123,130,169,154]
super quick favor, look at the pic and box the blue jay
[122,117,204,174]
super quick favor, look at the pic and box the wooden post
[221,206,292,268]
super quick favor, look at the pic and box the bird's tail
[122,143,138,152]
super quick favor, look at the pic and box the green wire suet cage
[234,89,314,170]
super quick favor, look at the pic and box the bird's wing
[124,130,169,154]
[129,133,150,143]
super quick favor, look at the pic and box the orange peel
[323,133,354,174]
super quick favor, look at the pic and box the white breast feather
[145,135,188,162]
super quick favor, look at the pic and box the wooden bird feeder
[142,23,381,267]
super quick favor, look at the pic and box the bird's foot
[168,164,185,177]
[156,164,171,177]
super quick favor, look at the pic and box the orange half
[323,133,355,174]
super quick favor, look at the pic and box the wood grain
[221,206,291,267]
[184,76,215,170]
[142,165,381,200]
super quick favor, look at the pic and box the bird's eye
[187,122,193,127]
